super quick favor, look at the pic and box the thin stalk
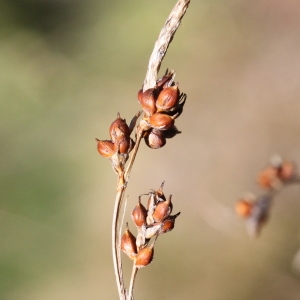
[128,266,138,300]
[112,186,126,299]
[112,129,144,299]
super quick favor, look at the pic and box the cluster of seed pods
[121,182,180,268]
[235,157,298,237]
[138,70,186,149]
[96,114,134,159]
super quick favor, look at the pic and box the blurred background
[1,0,300,299]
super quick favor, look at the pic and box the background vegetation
[1,0,300,299]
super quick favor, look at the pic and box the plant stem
[128,266,138,300]
[143,0,191,91]
[112,186,126,299]
[112,129,144,300]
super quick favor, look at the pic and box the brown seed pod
[109,114,130,143]
[235,199,253,218]
[131,197,148,227]
[148,113,175,130]
[135,245,154,268]
[160,212,180,234]
[156,85,180,112]
[278,161,296,182]
[257,166,281,190]
[138,88,159,116]
[115,137,134,154]
[152,195,173,222]
[121,226,137,260]
[144,129,166,149]
[96,139,115,158]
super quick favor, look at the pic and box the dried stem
[111,1,191,299]
[128,266,138,300]
[143,0,190,91]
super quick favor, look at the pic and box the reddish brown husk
[148,113,174,130]
[109,115,130,143]
[131,198,148,227]
[156,85,180,112]
[138,88,159,116]
[96,139,115,158]
[135,245,154,268]
[152,195,172,222]
[121,228,137,260]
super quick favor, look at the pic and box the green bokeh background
[1,0,300,299]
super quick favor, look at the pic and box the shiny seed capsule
[152,195,173,222]
[148,113,175,130]
[138,88,159,116]
[109,114,130,143]
[121,226,137,260]
[96,139,115,158]
[135,245,154,268]
[156,85,180,112]
[131,197,148,227]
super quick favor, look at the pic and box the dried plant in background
[96,1,190,299]
[235,156,299,237]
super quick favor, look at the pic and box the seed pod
[144,129,166,149]
[152,195,173,222]
[115,137,134,154]
[165,93,186,118]
[96,139,115,158]
[156,85,180,112]
[121,226,137,260]
[109,114,130,143]
[131,197,148,227]
[135,244,154,268]
[257,166,281,190]
[148,113,175,130]
[235,199,253,218]
[138,88,159,116]
[160,212,180,234]
[278,161,296,182]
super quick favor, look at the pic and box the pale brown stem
[128,266,138,300]
[143,0,191,91]
[112,186,126,299]
[112,129,144,300]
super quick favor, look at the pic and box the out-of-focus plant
[235,156,299,237]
